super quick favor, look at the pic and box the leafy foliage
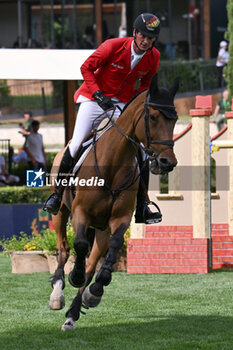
[11,94,53,110]
[0,186,50,203]
[0,80,12,107]
[0,232,31,251]
[0,220,129,256]
[159,59,219,93]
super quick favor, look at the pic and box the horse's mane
[121,89,147,113]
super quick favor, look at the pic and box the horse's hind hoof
[49,294,65,310]
[68,270,85,288]
[49,280,65,310]
[82,286,102,308]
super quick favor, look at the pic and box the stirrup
[135,201,162,224]
[145,201,162,224]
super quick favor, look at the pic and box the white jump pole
[190,95,212,269]
[190,96,212,239]
[211,140,233,149]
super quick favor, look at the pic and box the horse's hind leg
[81,229,110,307]
[85,219,129,307]
[49,204,70,310]
[61,229,110,331]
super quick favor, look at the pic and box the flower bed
[0,221,129,273]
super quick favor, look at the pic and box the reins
[91,107,141,198]
[91,99,175,198]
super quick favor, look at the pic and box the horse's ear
[149,73,159,97]
[169,77,179,98]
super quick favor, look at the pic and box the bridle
[130,96,176,160]
[141,100,176,158]
[92,97,176,162]
[91,98,176,197]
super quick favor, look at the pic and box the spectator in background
[212,89,231,132]
[23,120,46,170]
[216,40,229,88]
[0,154,20,185]
[11,111,34,164]
[18,111,34,136]
[82,26,94,49]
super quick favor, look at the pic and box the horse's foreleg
[86,219,129,307]
[68,210,89,288]
[61,229,110,331]
[49,204,70,310]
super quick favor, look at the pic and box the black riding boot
[134,158,162,224]
[43,148,74,215]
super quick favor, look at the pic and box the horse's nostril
[158,157,177,170]
[159,157,170,165]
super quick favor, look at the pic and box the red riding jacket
[74,37,160,103]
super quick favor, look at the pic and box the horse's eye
[150,114,157,123]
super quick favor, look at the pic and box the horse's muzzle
[150,156,177,175]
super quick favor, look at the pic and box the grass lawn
[0,253,233,350]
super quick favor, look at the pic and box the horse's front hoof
[68,270,86,288]
[61,317,76,331]
[82,286,102,308]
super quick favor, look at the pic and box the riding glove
[92,90,114,111]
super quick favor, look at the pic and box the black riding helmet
[134,13,160,39]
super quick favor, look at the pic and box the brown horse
[48,73,179,331]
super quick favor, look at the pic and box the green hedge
[158,59,219,93]
[11,95,53,110]
[0,186,51,204]
[0,80,13,107]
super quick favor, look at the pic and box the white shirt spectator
[216,41,229,67]
[24,132,45,164]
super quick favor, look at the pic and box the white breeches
[69,100,126,158]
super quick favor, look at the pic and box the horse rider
[44,12,162,224]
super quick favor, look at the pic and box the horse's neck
[115,91,146,137]
[99,93,145,164]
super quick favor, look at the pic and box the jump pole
[190,95,212,269]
